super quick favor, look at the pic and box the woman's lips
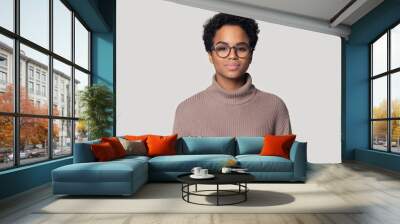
[225,64,240,70]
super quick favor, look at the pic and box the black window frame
[0,0,92,171]
[369,19,400,154]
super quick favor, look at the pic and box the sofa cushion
[91,142,118,161]
[118,138,147,156]
[101,137,127,158]
[236,136,264,155]
[148,154,235,172]
[178,137,236,155]
[52,158,148,183]
[260,134,296,159]
[115,155,150,163]
[124,135,149,142]
[74,139,101,163]
[147,134,178,157]
[236,155,293,172]
[124,135,150,150]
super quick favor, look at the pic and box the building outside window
[42,85,46,97]
[35,70,40,81]
[0,54,7,67]
[54,88,58,103]
[28,66,34,80]
[0,71,6,84]
[0,54,8,91]
[35,83,40,95]
[41,73,46,83]
[28,81,34,94]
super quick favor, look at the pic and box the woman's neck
[207,72,256,105]
[215,73,247,91]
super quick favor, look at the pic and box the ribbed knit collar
[207,72,257,105]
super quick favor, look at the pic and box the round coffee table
[177,172,255,206]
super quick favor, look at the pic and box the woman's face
[208,25,253,80]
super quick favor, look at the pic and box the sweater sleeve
[274,99,292,135]
[172,103,185,138]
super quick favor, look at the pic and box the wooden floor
[1,162,400,224]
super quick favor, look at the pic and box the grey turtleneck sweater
[172,73,292,137]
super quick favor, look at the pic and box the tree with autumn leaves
[372,98,400,143]
[0,84,59,153]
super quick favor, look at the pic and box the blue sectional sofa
[52,136,307,196]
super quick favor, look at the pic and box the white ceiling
[164,0,384,39]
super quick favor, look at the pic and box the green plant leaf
[79,84,114,140]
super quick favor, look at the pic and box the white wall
[116,0,341,163]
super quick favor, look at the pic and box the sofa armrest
[73,140,100,163]
[289,141,307,181]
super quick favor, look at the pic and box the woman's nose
[228,47,239,59]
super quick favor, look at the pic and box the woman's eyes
[216,46,229,51]
[214,45,249,52]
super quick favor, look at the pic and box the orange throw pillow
[91,142,117,161]
[146,134,178,157]
[124,135,149,141]
[259,134,296,159]
[101,137,127,158]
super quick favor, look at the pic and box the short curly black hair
[203,13,260,53]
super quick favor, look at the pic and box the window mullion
[71,10,76,155]
[49,0,54,160]
[388,30,391,153]
[370,45,373,149]
[13,0,20,167]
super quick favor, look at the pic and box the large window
[0,0,91,171]
[370,22,400,153]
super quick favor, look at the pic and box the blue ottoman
[52,156,148,196]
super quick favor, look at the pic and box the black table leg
[245,183,247,201]
[179,181,252,206]
[217,184,219,206]
[181,183,183,199]
[187,184,190,202]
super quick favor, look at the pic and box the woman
[173,13,292,137]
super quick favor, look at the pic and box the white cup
[200,169,208,176]
[191,167,202,176]
[221,167,232,174]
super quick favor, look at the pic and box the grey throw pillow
[118,137,147,156]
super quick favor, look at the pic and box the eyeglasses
[211,43,253,58]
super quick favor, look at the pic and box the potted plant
[79,84,113,140]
